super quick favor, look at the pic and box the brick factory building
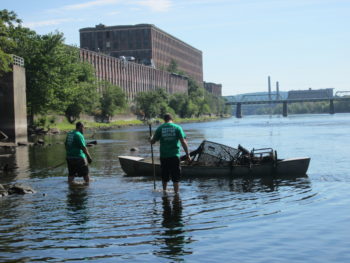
[204,82,222,97]
[79,48,188,100]
[79,24,203,86]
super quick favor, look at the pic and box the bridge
[226,91,350,118]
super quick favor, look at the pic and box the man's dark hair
[76,122,84,129]
[163,113,173,122]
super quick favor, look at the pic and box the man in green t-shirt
[65,122,92,184]
[151,114,190,193]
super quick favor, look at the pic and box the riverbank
[43,115,229,132]
[0,115,229,147]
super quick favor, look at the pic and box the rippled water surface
[1,114,350,262]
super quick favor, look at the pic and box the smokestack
[268,76,271,101]
[276,81,279,100]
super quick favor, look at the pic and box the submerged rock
[0,184,8,197]
[49,128,60,134]
[130,147,139,152]
[6,183,36,195]
[37,139,45,145]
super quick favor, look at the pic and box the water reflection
[190,176,312,194]
[155,194,192,260]
[0,146,30,182]
[66,185,90,225]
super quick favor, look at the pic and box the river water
[1,114,350,262]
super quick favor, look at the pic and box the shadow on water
[182,173,311,193]
[154,194,192,261]
[0,146,30,183]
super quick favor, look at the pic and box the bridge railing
[240,94,284,102]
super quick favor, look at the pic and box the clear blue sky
[2,0,349,96]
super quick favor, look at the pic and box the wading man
[151,114,191,194]
[65,122,92,184]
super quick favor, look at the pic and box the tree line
[0,10,126,125]
[0,9,229,126]
[135,76,229,120]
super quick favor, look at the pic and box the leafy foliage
[64,63,99,123]
[0,9,21,74]
[166,59,179,73]
[135,88,174,120]
[99,81,126,122]
[2,10,229,125]
[2,10,102,123]
[135,60,230,119]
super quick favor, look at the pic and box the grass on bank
[44,115,225,132]
[51,119,143,131]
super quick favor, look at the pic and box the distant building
[287,88,333,100]
[204,82,222,96]
[79,24,203,86]
[79,48,188,100]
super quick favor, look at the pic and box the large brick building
[79,24,203,85]
[204,82,222,97]
[79,48,188,100]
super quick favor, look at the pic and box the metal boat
[118,141,310,178]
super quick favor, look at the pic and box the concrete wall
[80,48,188,100]
[0,65,28,143]
[204,82,222,96]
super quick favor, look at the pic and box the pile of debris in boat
[181,140,279,167]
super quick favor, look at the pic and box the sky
[2,0,349,96]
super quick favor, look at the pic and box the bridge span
[226,97,350,118]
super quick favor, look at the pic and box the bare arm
[180,138,191,161]
[82,146,92,163]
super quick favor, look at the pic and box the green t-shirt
[153,122,186,158]
[65,130,86,159]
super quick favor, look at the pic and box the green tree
[166,59,178,73]
[99,81,126,122]
[169,93,189,117]
[6,22,100,122]
[64,62,99,123]
[7,28,70,118]
[135,88,172,120]
[0,9,21,74]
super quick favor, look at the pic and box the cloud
[23,18,77,28]
[136,0,172,12]
[61,0,120,11]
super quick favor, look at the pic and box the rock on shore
[0,183,36,197]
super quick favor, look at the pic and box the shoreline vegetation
[1,10,231,139]
[0,115,228,148]
[45,115,228,133]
